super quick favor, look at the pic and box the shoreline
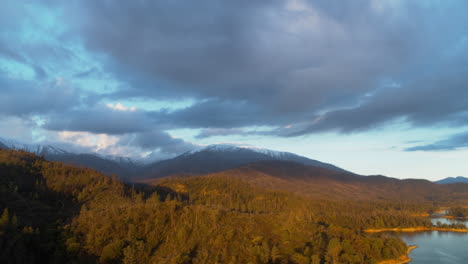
[378,245,417,264]
[365,226,468,233]
[364,226,468,233]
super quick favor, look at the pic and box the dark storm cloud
[406,132,468,151]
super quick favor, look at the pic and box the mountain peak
[188,143,292,158]
[202,144,249,152]
[142,143,348,179]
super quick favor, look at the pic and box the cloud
[57,131,119,152]
[106,103,136,112]
[38,130,196,160]
[43,104,152,135]
[59,0,408,108]
[119,130,197,155]
[73,67,101,79]
[195,128,247,139]
[52,0,468,135]
[151,99,303,129]
[0,116,37,142]
[267,62,468,136]
[2,0,468,155]
[0,74,80,117]
[406,131,468,151]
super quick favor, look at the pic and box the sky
[1,0,468,180]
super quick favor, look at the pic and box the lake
[399,218,468,263]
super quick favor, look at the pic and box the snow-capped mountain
[186,144,297,159]
[1,139,349,182]
[142,144,348,179]
[0,138,69,156]
[0,138,139,180]
[188,144,346,170]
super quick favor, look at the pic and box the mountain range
[2,140,468,207]
[0,139,347,181]
[0,139,468,191]
[435,176,468,184]
[0,139,141,180]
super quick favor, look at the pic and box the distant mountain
[141,144,348,180]
[0,138,139,180]
[0,139,351,182]
[435,176,468,184]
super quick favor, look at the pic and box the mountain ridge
[435,176,468,184]
[0,138,140,180]
[0,138,350,181]
[141,144,349,180]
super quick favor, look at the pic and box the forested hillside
[147,160,468,204]
[0,149,461,264]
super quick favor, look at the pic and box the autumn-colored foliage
[0,149,449,263]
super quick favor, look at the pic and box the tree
[0,208,9,229]
[311,254,320,264]
[271,245,281,263]
[327,238,342,264]
[100,240,125,264]
[123,241,145,264]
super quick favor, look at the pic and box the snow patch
[184,143,296,159]
[0,137,137,165]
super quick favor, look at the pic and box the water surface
[399,218,468,264]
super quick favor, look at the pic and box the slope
[149,160,468,203]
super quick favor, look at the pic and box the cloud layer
[1,0,468,158]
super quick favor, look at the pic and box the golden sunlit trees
[0,149,433,264]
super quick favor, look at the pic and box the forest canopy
[0,149,463,264]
